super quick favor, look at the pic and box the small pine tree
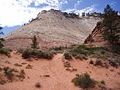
[31,35,38,49]
[104,4,113,16]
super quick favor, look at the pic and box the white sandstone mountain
[4,9,101,50]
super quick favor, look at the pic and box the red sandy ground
[0,51,120,90]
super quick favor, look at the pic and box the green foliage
[0,41,4,48]
[63,12,79,18]
[17,70,25,81]
[31,35,38,49]
[100,80,105,85]
[64,50,72,60]
[22,48,53,59]
[72,73,95,88]
[0,48,11,56]
[17,49,24,53]
[68,45,107,57]
[104,4,113,16]
[103,5,120,53]
[0,37,4,48]
[3,67,15,80]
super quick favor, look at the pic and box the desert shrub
[100,80,105,85]
[0,48,11,56]
[0,41,4,48]
[14,63,22,67]
[17,49,24,53]
[72,73,95,89]
[22,48,53,59]
[116,60,120,65]
[95,60,102,66]
[49,46,68,53]
[17,70,25,81]
[40,50,53,59]
[0,80,6,85]
[64,50,72,60]
[109,60,118,67]
[89,60,94,64]
[0,38,5,41]
[26,64,32,69]
[69,45,107,57]
[22,48,34,59]
[3,67,15,80]
[75,54,88,60]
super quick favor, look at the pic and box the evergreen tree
[31,35,38,49]
[104,4,113,16]
[103,5,120,53]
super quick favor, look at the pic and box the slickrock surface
[3,9,101,50]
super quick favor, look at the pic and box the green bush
[22,48,53,59]
[0,48,11,56]
[3,67,15,80]
[17,49,24,53]
[64,50,72,60]
[0,41,4,48]
[100,80,105,85]
[22,48,35,59]
[68,45,107,57]
[72,73,95,89]
[17,70,25,81]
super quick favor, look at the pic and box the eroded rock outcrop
[3,9,101,50]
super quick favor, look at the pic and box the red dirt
[0,52,120,90]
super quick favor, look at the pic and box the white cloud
[74,0,82,9]
[0,0,97,27]
[64,5,96,16]
[0,0,68,27]
[75,5,96,15]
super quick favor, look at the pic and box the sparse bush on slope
[64,45,107,59]
[3,67,15,80]
[72,73,95,89]
[0,48,11,56]
[22,48,53,59]
[64,50,72,60]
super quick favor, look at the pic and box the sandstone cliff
[3,9,101,50]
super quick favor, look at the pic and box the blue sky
[0,0,120,36]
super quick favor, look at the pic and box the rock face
[84,21,109,47]
[3,9,101,50]
[84,16,120,48]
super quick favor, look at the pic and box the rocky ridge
[3,9,101,50]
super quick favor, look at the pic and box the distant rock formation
[3,9,101,50]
